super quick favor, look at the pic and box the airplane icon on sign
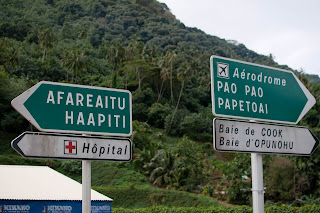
[219,65,228,75]
[217,63,229,78]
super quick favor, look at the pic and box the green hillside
[1,0,320,209]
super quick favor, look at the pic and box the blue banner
[0,200,111,213]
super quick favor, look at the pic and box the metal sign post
[251,153,264,213]
[11,131,133,213]
[213,118,319,212]
[82,160,91,213]
[210,56,317,213]
[11,82,133,213]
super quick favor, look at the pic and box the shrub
[112,205,320,213]
[147,103,170,128]
[131,121,152,151]
[227,180,251,205]
[265,157,295,201]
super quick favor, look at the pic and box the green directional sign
[11,81,132,136]
[210,56,315,124]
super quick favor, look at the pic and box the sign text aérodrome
[210,56,315,124]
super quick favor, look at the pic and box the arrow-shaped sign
[11,81,132,136]
[11,132,132,161]
[210,56,316,124]
[213,118,319,156]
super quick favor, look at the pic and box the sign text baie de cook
[213,118,319,156]
[11,81,132,136]
[210,56,315,124]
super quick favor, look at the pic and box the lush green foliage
[95,186,221,209]
[113,205,320,213]
[1,0,320,208]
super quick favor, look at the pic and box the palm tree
[164,50,176,104]
[61,50,71,82]
[157,55,170,103]
[125,41,137,61]
[124,40,138,89]
[3,46,20,72]
[136,41,146,59]
[134,59,152,91]
[107,41,125,88]
[199,72,211,92]
[121,59,152,91]
[167,62,191,133]
[61,50,87,83]
[189,46,200,75]
[133,148,157,171]
[77,26,88,39]
[147,149,176,187]
[38,25,54,64]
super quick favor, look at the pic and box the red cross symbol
[64,140,77,154]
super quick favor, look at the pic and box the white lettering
[114,115,120,127]
[96,95,103,108]
[110,96,116,109]
[282,79,286,86]
[66,111,73,124]
[233,68,239,78]
[77,112,85,125]
[118,98,125,110]
[47,91,55,104]
[217,81,223,91]
[87,94,93,107]
[76,93,84,106]
[218,97,224,108]
[57,91,64,104]
[66,92,74,105]
[87,113,95,126]
[98,114,105,126]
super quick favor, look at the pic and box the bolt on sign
[210,56,316,124]
[11,81,132,136]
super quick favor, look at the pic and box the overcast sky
[159,0,320,76]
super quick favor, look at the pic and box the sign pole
[210,56,317,212]
[251,153,264,213]
[82,160,91,213]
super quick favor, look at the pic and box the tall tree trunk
[167,80,184,134]
[125,70,128,90]
[72,66,74,83]
[137,67,141,91]
[75,67,78,83]
[170,62,174,104]
[42,48,46,64]
[157,79,165,103]
[110,65,115,88]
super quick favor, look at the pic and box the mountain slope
[1,0,320,206]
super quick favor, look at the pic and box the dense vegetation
[1,0,320,209]
[112,205,320,213]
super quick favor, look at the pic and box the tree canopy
[1,0,320,206]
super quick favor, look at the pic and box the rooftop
[0,165,112,201]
